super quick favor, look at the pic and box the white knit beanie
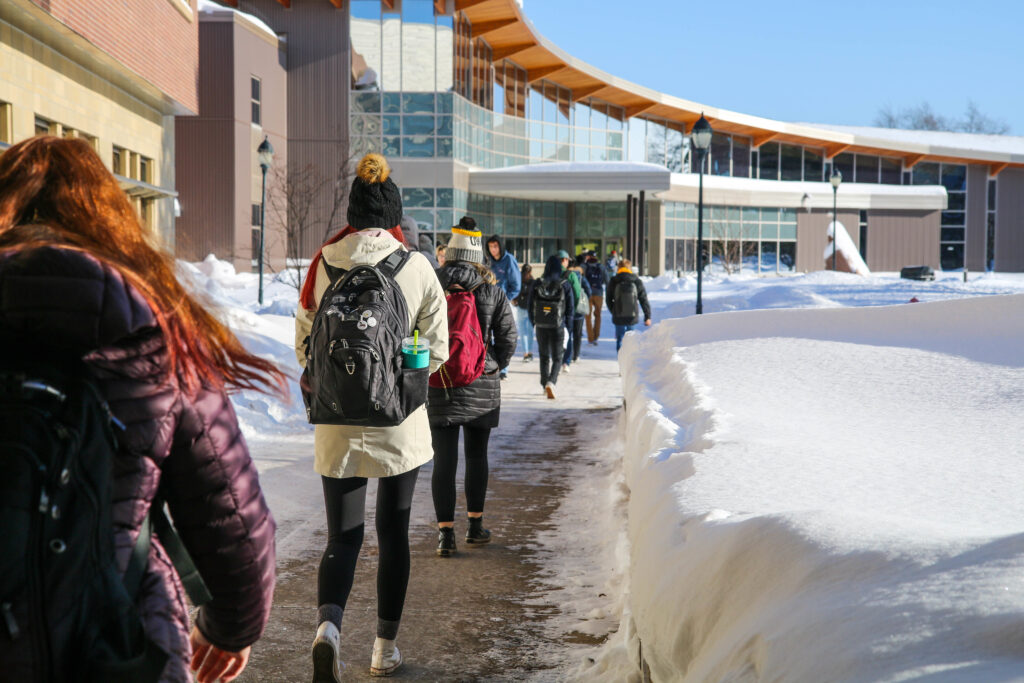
[446,216,484,264]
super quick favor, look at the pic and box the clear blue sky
[524,1,1024,135]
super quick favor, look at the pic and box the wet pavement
[237,351,624,682]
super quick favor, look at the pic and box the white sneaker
[311,621,345,682]
[545,382,556,400]
[369,637,402,677]
[562,363,570,374]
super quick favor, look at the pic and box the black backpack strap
[122,512,152,599]
[323,261,346,285]
[151,501,213,606]
[376,248,411,278]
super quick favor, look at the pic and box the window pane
[350,0,381,90]
[402,187,433,207]
[941,227,965,242]
[947,192,965,211]
[251,77,260,101]
[401,0,435,90]
[779,242,796,271]
[855,154,879,183]
[403,92,435,114]
[732,137,751,178]
[833,153,854,183]
[803,148,823,182]
[758,143,779,180]
[402,115,436,135]
[711,133,731,176]
[251,102,261,126]
[912,162,939,185]
[941,211,965,226]
[940,243,964,270]
[780,144,802,181]
[352,92,381,113]
[880,157,901,184]
[941,164,966,192]
[988,179,997,211]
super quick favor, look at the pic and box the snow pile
[178,255,310,439]
[825,220,871,275]
[586,294,1024,681]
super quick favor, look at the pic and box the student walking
[0,136,281,683]
[606,258,652,351]
[514,263,535,361]
[296,154,449,680]
[484,229,521,379]
[527,254,574,399]
[583,250,609,344]
[562,261,591,371]
[427,223,517,557]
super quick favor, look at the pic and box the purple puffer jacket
[0,247,276,682]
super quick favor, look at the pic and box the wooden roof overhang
[456,0,1023,173]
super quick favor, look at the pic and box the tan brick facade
[29,0,199,114]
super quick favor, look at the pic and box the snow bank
[826,220,871,275]
[599,294,1024,681]
[178,256,310,439]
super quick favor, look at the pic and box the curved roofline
[458,0,1023,170]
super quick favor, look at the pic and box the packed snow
[825,219,871,275]
[183,255,1024,681]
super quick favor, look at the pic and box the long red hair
[0,136,286,396]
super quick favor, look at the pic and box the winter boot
[311,621,345,683]
[437,526,456,557]
[369,637,403,677]
[466,516,491,545]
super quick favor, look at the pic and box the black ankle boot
[437,527,456,557]
[466,517,491,545]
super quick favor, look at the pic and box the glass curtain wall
[664,203,797,274]
[466,194,567,263]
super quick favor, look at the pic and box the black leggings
[431,425,491,523]
[318,468,419,623]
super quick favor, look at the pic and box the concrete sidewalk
[237,342,625,682]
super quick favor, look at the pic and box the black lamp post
[691,114,712,315]
[257,136,274,305]
[829,168,842,271]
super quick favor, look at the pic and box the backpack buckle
[345,361,356,375]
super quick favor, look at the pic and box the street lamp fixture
[257,136,274,305]
[691,114,712,315]
[829,168,842,272]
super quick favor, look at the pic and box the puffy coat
[0,247,276,683]
[295,229,449,478]
[427,261,516,428]
[606,270,652,326]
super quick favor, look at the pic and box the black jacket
[606,271,652,326]
[427,261,517,428]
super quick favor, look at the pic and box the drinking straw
[413,329,419,351]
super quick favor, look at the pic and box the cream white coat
[295,230,448,478]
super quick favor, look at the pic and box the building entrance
[574,238,624,264]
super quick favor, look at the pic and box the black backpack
[0,355,174,682]
[612,278,639,322]
[584,262,605,291]
[302,249,428,426]
[531,279,565,329]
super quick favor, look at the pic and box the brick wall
[30,0,199,113]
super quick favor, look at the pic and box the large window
[664,203,797,274]
[250,77,261,126]
[912,162,966,269]
[464,194,568,264]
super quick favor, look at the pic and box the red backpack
[429,289,487,388]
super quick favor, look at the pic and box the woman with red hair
[0,136,283,683]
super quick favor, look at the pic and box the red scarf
[299,225,408,310]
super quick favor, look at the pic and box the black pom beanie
[347,153,403,230]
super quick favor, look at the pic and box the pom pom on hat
[446,215,484,264]
[348,153,402,230]
[356,153,391,184]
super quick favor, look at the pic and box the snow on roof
[473,161,669,175]
[802,123,1024,159]
[196,0,277,41]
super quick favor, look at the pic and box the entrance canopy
[468,161,670,201]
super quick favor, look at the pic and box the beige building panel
[1,18,177,244]
[995,168,1024,272]
[796,209,859,273]
[865,210,940,272]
